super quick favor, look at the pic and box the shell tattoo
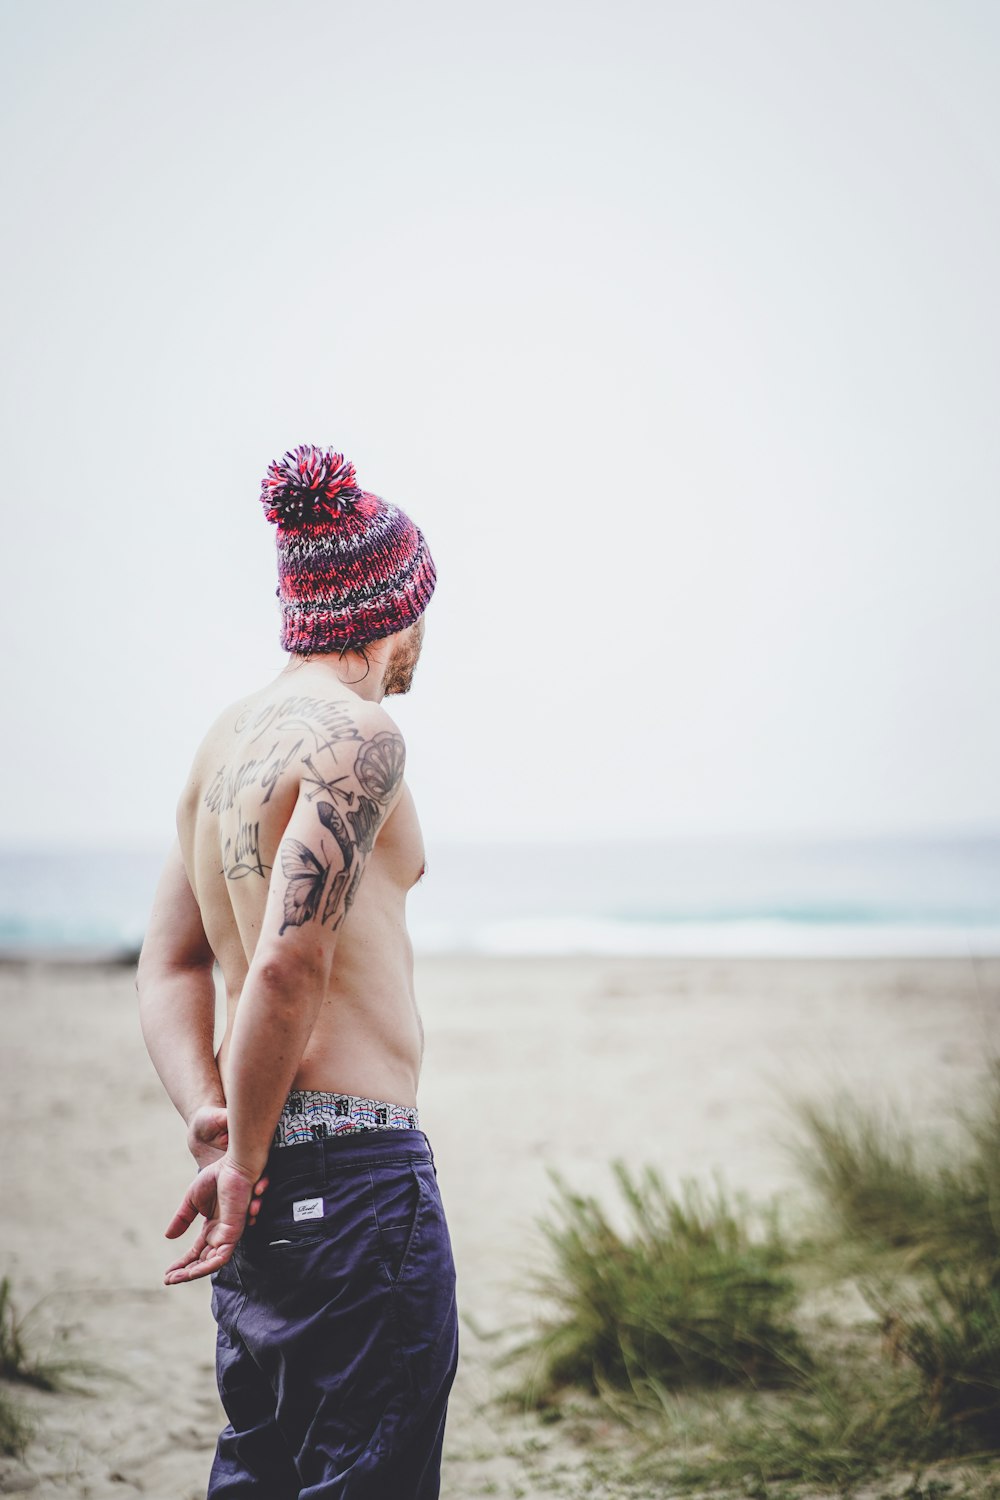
[355,732,405,803]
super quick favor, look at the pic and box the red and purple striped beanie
[260,444,436,654]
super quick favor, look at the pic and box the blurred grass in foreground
[510,1057,1000,1495]
[788,1061,1000,1265]
[0,1274,111,1458]
[514,1166,811,1402]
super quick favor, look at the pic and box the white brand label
[292,1197,324,1221]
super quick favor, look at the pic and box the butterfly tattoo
[278,839,329,934]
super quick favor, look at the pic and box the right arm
[164,710,406,1282]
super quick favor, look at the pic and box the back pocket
[239,1174,341,1260]
[369,1163,425,1285]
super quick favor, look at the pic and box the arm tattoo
[278,840,329,934]
[204,712,404,816]
[210,717,406,935]
[341,862,364,919]
[346,796,381,854]
[321,867,351,926]
[316,800,355,869]
[301,754,354,805]
[355,732,406,803]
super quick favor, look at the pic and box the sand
[1,952,997,1497]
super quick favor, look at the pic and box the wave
[2,837,998,959]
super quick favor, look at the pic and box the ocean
[1,834,998,958]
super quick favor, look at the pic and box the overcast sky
[1,0,997,850]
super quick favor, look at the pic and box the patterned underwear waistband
[272,1088,420,1148]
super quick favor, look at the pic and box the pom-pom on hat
[260,443,436,654]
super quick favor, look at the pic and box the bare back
[175,664,427,1107]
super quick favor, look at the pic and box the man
[136,444,458,1498]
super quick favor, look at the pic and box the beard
[382,616,425,696]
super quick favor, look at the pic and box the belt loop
[422,1130,437,1176]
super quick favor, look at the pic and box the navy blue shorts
[207,1128,459,1497]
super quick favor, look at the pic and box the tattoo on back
[206,702,406,936]
[222,813,269,880]
[236,695,362,750]
[204,739,304,814]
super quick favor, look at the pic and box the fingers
[165,1223,210,1275]
[164,1219,238,1283]
[164,1239,234,1285]
[162,1162,269,1263]
[244,1174,269,1227]
[164,1160,223,1239]
[163,1187,201,1241]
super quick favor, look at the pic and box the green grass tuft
[0,1273,118,1459]
[0,1275,64,1393]
[0,1385,33,1459]
[515,1162,813,1405]
[0,1274,112,1395]
[509,1053,1000,1493]
[871,1264,1000,1445]
[787,1066,1000,1267]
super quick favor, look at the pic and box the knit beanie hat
[260,443,436,654]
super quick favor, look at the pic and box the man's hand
[163,1156,269,1285]
[186,1103,230,1170]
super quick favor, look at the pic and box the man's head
[260,443,436,659]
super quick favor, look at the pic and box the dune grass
[510,1054,1000,1493]
[785,1091,960,1249]
[0,1275,64,1393]
[0,1273,114,1459]
[652,1361,931,1492]
[0,1389,31,1461]
[0,1276,39,1457]
[872,1265,1000,1445]
[787,1064,1000,1266]
[513,1163,812,1405]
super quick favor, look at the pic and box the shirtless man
[136,445,457,1498]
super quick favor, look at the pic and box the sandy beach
[2,952,998,1497]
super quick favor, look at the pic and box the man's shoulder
[197,683,401,751]
[181,686,405,813]
[241,684,400,739]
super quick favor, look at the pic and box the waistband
[271,1088,420,1149]
[262,1125,434,1186]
